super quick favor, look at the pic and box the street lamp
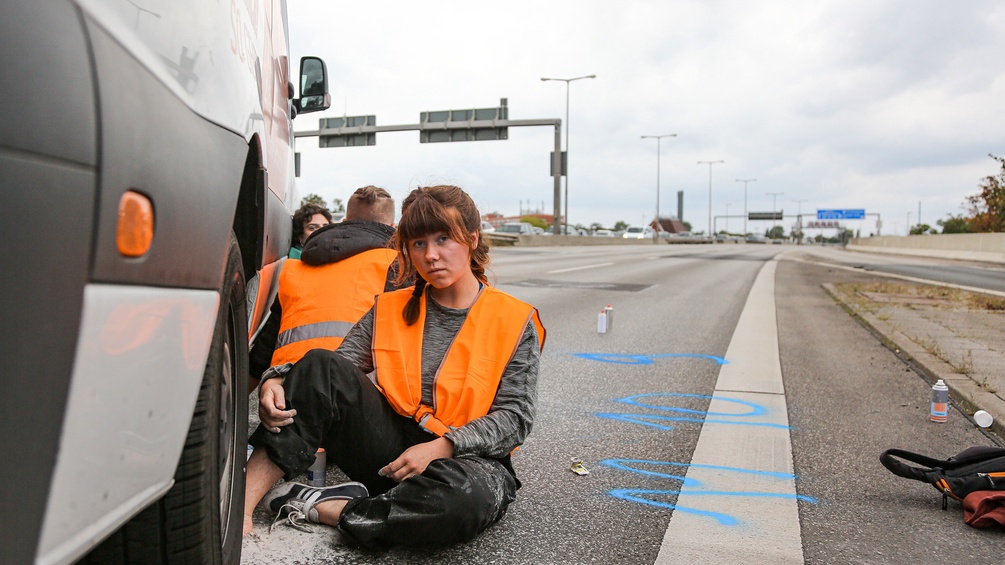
[736,178,756,234]
[698,160,724,235]
[642,134,677,237]
[792,199,807,244]
[766,191,784,234]
[541,74,596,234]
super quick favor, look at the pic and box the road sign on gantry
[817,209,865,220]
[319,115,376,147]
[748,211,783,220]
[420,103,509,143]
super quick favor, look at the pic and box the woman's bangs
[399,196,466,242]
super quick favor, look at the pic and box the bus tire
[84,233,249,564]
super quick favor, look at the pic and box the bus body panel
[0,0,311,562]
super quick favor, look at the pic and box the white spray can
[930,380,949,423]
[604,304,614,331]
[597,309,607,334]
[307,448,327,487]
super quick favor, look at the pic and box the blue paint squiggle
[596,392,789,430]
[574,353,728,365]
[600,459,817,526]
[617,392,765,417]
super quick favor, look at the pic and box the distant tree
[613,220,629,231]
[300,193,326,208]
[682,221,693,232]
[937,215,971,234]
[521,216,548,230]
[965,154,1005,232]
[767,225,785,239]
[590,222,604,231]
[331,198,345,213]
[838,227,854,244]
[909,223,935,235]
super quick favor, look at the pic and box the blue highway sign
[817,209,865,220]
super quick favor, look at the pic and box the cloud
[288,0,1005,234]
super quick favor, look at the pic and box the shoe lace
[269,501,314,534]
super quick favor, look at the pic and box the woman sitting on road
[243,184,546,549]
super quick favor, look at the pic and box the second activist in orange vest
[270,247,398,367]
[372,285,546,436]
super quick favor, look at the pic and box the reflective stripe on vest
[372,286,545,436]
[276,320,356,349]
[270,248,397,368]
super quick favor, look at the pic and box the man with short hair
[250,186,401,387]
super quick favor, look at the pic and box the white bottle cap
[974,410,993,428]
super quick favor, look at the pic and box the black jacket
[249,220,401,380]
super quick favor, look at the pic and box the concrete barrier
[484,234,721,247]
[847,233,1005,265]
[485,233,665,247]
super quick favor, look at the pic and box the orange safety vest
[270,248,397,367]
[372,286,546,436]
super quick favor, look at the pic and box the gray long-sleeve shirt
[335,290,540,458]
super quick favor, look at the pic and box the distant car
[480,221,496,233]
[746,234,768,244]
[496,222,534,235]
[593,229,614,237]
[622,226,655,239]
[771,238,783,244]
[559,225,584,236]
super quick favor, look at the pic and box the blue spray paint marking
[596,392,790,430]
[600,459,817,526]
[574,353,728,365]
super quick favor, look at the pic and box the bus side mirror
[297,56,330,114]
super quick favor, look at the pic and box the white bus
[1,1,329,563]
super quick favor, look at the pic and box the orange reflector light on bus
[117,190,154,257]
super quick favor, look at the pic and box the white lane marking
[655,259,805,564]
[547,262,614,274]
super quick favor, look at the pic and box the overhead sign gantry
[295,98,567,234]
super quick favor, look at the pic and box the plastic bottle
[597,309,607,334]
[930,380,949,423]
[604,304,614,331]
[307,448,326,486]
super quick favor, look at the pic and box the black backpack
[880,446,1005,509]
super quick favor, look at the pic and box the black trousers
[249,349,519,549]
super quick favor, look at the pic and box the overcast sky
[287,0,1004,236]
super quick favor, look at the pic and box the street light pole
[642,134,676,237]
[541,74,596,234]
[698,160,724,235]
[736,178,756,234]
[792,199,807,244]
[766,191,784,234]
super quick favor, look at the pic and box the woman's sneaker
[263,481,368,532]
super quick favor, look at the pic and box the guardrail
[484,233,717,247]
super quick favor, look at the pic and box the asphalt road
[241,244,1002,564]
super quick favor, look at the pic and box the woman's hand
[379,437,454,482]
[259,377,296,432]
